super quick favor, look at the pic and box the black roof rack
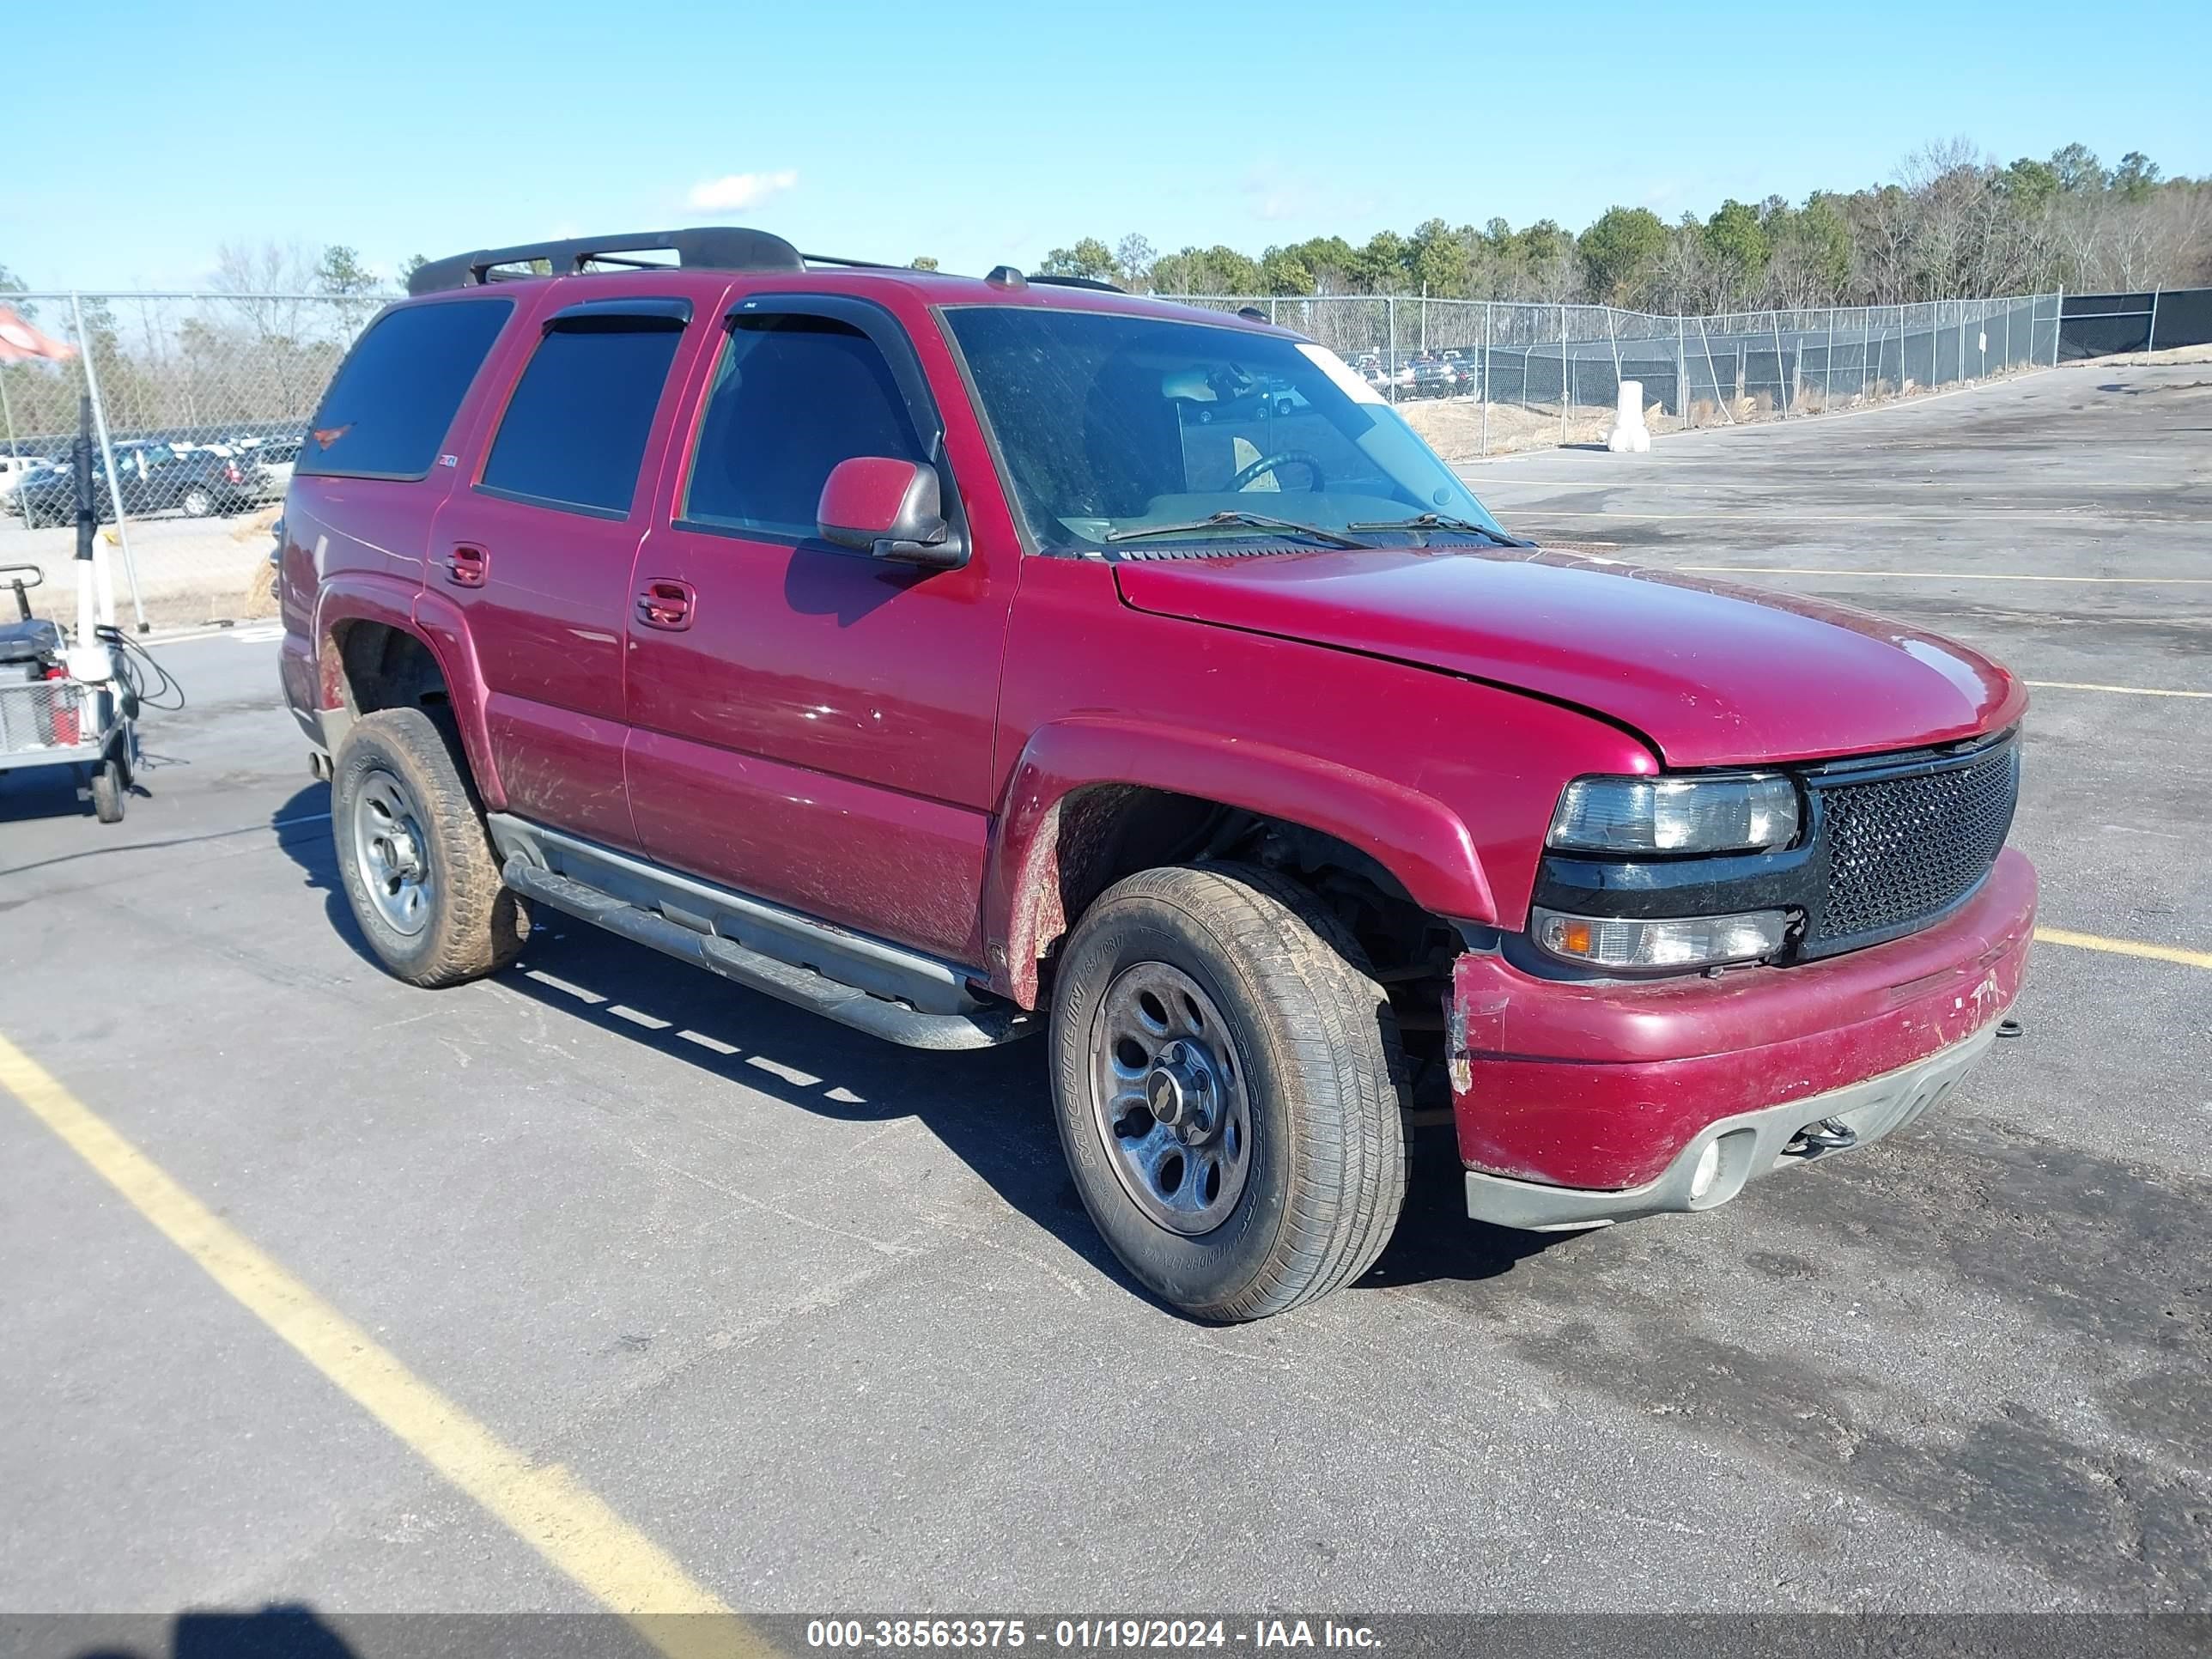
[1028,274,1125,294]
[801,252,901,270]
[406,227,805,296]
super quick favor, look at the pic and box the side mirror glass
[816,457,965,569]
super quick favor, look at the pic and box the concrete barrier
[1605,380,1651,453]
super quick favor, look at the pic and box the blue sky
[5,0,2208,293]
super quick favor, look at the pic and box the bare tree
[212,240,317,345]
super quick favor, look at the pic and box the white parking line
[1674,565,2212,585]
[2026,680,2212,699]
[523,969,607,1006]
[1502,509,2119,524]
[141,622,284,647]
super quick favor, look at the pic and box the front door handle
[447,544,488,587]
[636,578,696,630]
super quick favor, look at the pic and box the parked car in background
[12,463,76,526]
[247,438,300,502]
[277,228,2035,1322]
[0,453,59,501]
[1411,356,1457,398]
[1352,352,1414,393]
[17,441,264,526]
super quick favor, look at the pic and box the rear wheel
[1049,863,1409,1322]
[179,485,214,518]
[331,708,527,987]
[90,757,125,823]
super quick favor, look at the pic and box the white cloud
[687,170,799,210]
[1240,162,1310,223]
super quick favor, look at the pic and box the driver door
[622,295,1015,965]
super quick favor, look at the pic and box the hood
[1112,545,2023,768]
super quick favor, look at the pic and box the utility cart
[0,562,137,822]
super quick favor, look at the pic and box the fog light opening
[1689,1139,1723,1201]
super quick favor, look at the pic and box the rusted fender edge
[305,574,506,811]
[410,586,504,810]
[982,716,1495,1006]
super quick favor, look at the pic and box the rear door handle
[636,578,696,630]
[447,545,488,587]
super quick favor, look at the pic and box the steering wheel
[1229,449,1327,492]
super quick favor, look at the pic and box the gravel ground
[0,506,276,629]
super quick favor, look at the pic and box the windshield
[942,307,1503,553]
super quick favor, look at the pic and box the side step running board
[501,858,1034,1052]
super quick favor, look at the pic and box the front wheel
[1049,863,1408,1321]
[331,708,527,987]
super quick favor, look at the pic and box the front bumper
[1463,1025,1994,1229]
[1449,845,2035,1212]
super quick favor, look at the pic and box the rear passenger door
[434,294,702,852]
[623,295,1014,965]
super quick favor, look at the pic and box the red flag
[0,305,76,363]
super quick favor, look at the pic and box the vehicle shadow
[63,1602,671,1659]
[270,784,1560,1315]
[0,734,162,827]
[268,781,382,970]
[0,760,92,823]
[67,1602,362,1659]
[494,915,1127,1293]
[1364,1148,1561,1290]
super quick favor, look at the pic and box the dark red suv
[277,228,2035,1320]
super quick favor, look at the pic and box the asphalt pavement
[1,365,2205,1632]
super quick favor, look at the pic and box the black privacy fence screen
[2057,286,2212,359]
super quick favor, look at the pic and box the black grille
[1804,741,2019,951]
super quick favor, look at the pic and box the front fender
[983,715,1496,1006]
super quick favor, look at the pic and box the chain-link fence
[0,291,369,629]
[0,287,2063,629]
[1181,292,2062,463]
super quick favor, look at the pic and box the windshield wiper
[1103,510,1370,550]
[1345,512,1523,547]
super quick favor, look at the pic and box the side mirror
[817,457,965,569]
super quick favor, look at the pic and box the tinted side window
[297,299,513,480]
[683,316,925,539]
[480,321,685,516]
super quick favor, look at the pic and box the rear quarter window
[297,298,514,482]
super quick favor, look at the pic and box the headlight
[1547,773,1799,855]
[1533,907,1789,971]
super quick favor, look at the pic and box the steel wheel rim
[1088,962,1252,1237]
[350,767,433,937]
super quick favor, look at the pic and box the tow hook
[1783,1116,1858,1159]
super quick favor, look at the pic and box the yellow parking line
[2036,928,2212,970]
[0,1032,762,1659]
[2025,680,2212,699]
